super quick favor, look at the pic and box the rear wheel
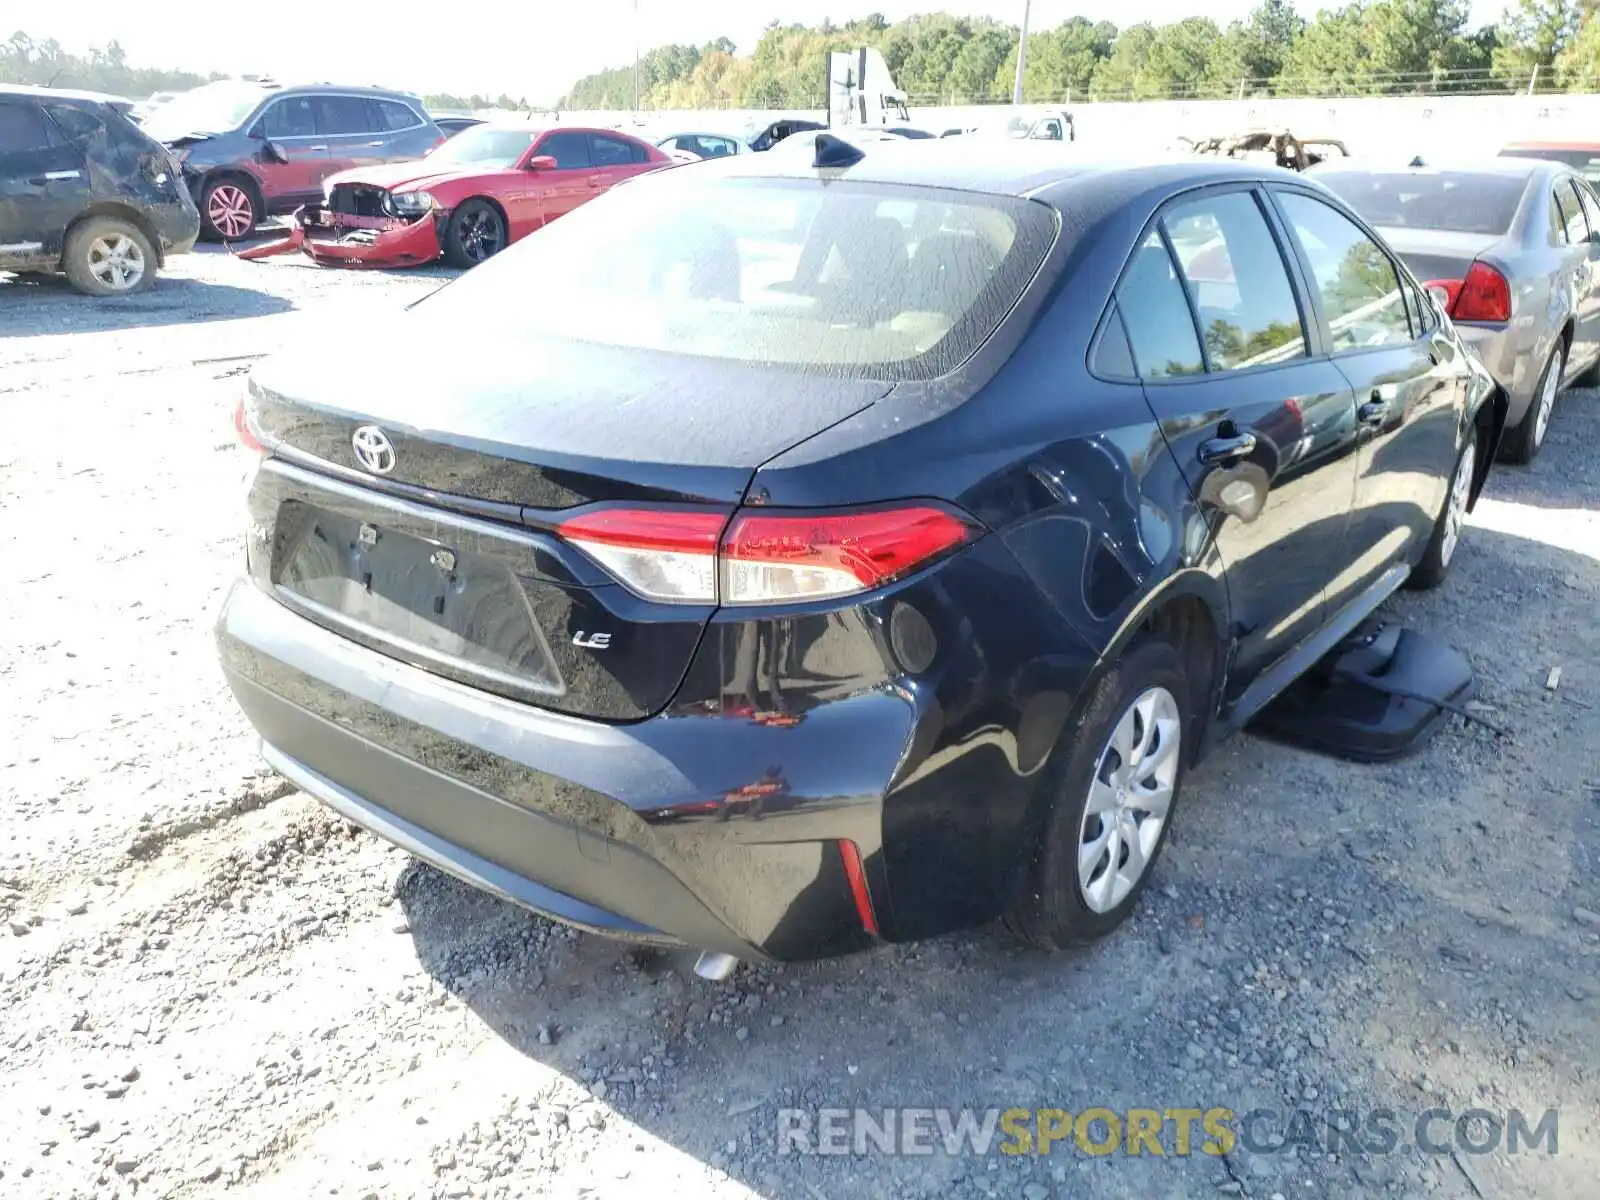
[1005,637,1188,950]
[443,199,507,268]
[200,176,259,241]
[1408,427,1477,590]
[61,216,155,297]
[1501,340,1562,464]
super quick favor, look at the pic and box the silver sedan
[1310,157,1600,462]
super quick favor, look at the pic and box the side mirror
[261,140,289,165]
[527,155,557,171]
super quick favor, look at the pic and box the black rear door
[0,98,91,263]
[1117,184,1360,695]
[1269,186,1464,614]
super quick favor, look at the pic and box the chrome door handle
[307,144,328,151]
[1197,431,1257,466]
[365,140,384,147]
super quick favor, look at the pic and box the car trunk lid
[1373,227,1509,295]
[243,324,889,720]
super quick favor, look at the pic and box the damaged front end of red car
[235,190,443,268]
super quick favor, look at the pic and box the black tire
[1407,427,1477,591]
[1004,637,1190,951]
[442,199,507,268]
[198,175,261,242]
[61,216,157,297]
[1500,340,1562,464]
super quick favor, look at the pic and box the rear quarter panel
[748,194,1232,936]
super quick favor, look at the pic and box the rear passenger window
[1092,304,1138,379]
[44,104,102,142]
[1549,190,1569,245]
[537,131,591,169]
[1117,232,1205,378]
[590,133,643,166]
[0,101,53,152]
[312,96,373,135]
[1579,182,1600,242]
[1561,178,1591,243]
[1163,191,1306,371]
[373,99,420,131]
[1277,192,1413,352]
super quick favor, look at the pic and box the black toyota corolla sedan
[219,136,1503,974]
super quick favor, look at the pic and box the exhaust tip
[692,951,739,981]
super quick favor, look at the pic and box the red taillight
[1429,262,1510,323]
[556,504,980,605]
[721,506,976,605]
[837,840,879,936]
[234,396,266,455]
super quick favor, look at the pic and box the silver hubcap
[87,234,146,291]
[1440,436,1475,567]
[1533,348,1561,449]
[1077,686,1181,914]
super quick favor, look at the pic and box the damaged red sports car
[239,124,673,268]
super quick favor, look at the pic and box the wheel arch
[62,204,163,268]
[199,170,264,234]
[1115,573,1229,766]
[455,194,509,232]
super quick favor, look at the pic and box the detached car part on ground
[219,137,1503,970]
[236,124,673,269]
[0,84,199,296]
[1312,156,1600,463]
[1184,130,1349,173]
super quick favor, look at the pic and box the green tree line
[8,2,1600,113]
[1,31,219,95]
[560,0,1600,109]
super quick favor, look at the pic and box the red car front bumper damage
[235,204,442,268]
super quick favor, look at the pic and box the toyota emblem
[351,425,396,475]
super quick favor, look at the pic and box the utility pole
[1012,0,1031,105]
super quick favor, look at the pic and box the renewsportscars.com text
[776,1106,1560,1158]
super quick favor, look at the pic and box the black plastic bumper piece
[227,669,760,958]
[1252,620,1477,763]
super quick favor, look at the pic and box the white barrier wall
[547,93,1600,157]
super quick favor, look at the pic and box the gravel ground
[1,247,1597,1200]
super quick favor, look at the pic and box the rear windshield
[1501,146,1600,182]
[423,174,1058,379]
[1313,171,1525,235]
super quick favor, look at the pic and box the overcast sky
[33,1,1508,100]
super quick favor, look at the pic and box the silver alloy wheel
[1077,685,1181,914]
[1533,347,1562,450]
[1439,436,1475,568]
[87,233,146,292]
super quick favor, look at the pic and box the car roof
[0,83,132,106]
[273,82,422,100]
[1503,140,1600,150]
[1314,156,1565,181]
[699,138,1299,200]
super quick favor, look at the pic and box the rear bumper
[235,205,442,268]
[216,581,908,961]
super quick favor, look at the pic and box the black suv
[139,80,443,240]
[0,85,199,296]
